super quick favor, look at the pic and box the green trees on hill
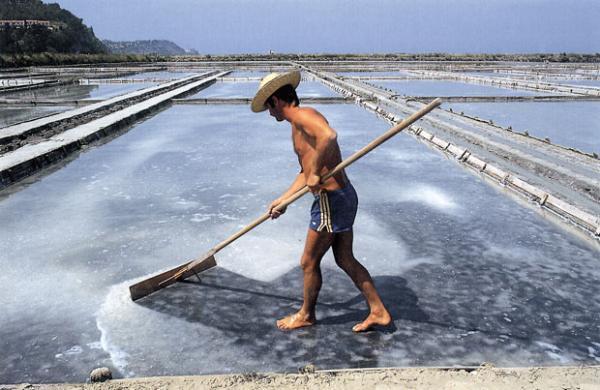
[0,0,106,54]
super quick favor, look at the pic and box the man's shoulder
[297,105,320,115]
[295,106,327,124]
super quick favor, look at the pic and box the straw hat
[251,70,301,113]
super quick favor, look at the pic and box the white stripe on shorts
[317,191,333,233]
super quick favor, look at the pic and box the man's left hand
[307,174,321,193]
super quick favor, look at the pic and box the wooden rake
[129,98,441,301]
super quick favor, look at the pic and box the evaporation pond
[447,101,600,153]
[562,80,600,88]
[0,83,158,102]
[0,105,74,128]
[0,103,598,384]
[84,83,160,100]
[373,80,545,96]
[187,79,338,99]
[337,71,412,77]
[230,71,268,78]
[123,71,198,80]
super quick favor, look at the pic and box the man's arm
[268,172,306,219]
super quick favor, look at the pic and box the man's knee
[300,255,320,272]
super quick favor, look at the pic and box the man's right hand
[268,198,287,219]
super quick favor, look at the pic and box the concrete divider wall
[0,72,218,143]
[81,78,182,84]
[414,123,599,238]
[0,79,60,93]
[0,71,230,189]
[411,118,600,237]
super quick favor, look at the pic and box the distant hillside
[103,39,198,55]
[0,0,106,54]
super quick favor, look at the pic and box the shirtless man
[251,70,392,332]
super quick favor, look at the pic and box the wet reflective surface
[0,83,157,102]
[0,105,74,128]
[1,101,598,383]
[187,80,339,99]
[446,101,600,153]
[188,81,259,98]
[562,80,600,88]
[84,83,160,100]
[230,71,268,78]
[338,71,412,77]
[122,71,197,80]
[460,72,531,79]
[373,80,544,97]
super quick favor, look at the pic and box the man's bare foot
[276,312,315,330]
[352,309,392,332]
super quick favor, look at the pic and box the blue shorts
[309,183,358,233]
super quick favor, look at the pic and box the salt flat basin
[0,105,74,128]
[122,71,198,80]
[83,83,161,100]
[562,80,600,88]
[0,103,598,383]
[0,82,159,102]
[229,71,268,78]
[446,101,600,154]
[0,82,168,129]
[460,72,530,79]
[337,71,413,77]
[186,79,339,99]
[373,80,547,97]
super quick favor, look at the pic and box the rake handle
[167,98,441,281]
[211,98,441,254]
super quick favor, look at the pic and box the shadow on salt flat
[96,228,600,377]
[133,267,427,370]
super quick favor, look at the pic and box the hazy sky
[44,0,600,54]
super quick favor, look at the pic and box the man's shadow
[137,262,585,369]
[136,265,429,367]
[138,266,427,332]
[138,264,523,337]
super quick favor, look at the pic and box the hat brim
[251,71,301,113]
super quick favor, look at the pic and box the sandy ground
[3,365,600,390]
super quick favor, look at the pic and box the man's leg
[276,228,333,330]
[332,230,392,332]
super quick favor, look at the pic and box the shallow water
[0,83,161,128]
[0,105,74,128]
[373,80,544,97]
[459,74,600,88]
[84,83,160,100]
[561,80,600,88]
[460,71,533,79]
[187,80,339,99]
[230,71,268,78]
[296,81,340,97]
[122,71,197,80]
[0,83,157,102]
[0,99,598,383]
[446,101,600,153]
[337,71,412,77]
